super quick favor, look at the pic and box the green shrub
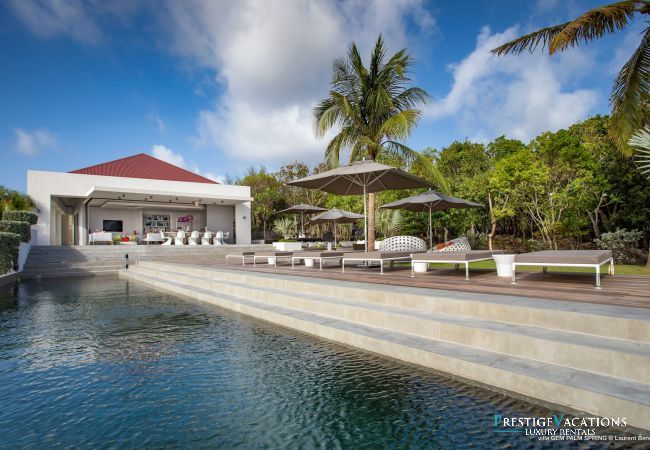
[595,228,643,264]
[2,211,37,225]
[277,239,297,242]
[0,232,20,274]
[0,221,31,243]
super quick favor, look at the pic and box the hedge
[2,211,37,225]
[0,221,31,243]
[0,232,20,274]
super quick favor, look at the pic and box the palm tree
[314,35,449,249]
[491,0,650,151]
[630,125,650,178]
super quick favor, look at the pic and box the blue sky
[0,0,644,192]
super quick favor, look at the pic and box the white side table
[413,262,429,273]
[493,254,515,278]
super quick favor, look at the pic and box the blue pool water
[0,278,639,448]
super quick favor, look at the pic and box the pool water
[0,278,638,448]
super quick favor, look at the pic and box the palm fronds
[610,26,650,152]
[629,125,650,177]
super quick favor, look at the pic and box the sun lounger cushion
[343,251,411,259]
[254,251,293,257]
[228,251,256,256]
[412,250,493,261]
[514,250,612,265]
[292,251,344,258]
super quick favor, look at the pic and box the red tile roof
[69,153,218,184]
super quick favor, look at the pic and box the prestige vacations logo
[493,413,629,441]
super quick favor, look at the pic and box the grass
[409,260,650,276]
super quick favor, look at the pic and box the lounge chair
[291,251,344,270]
[512,250,614,289]
[410,250,500,280]
[225,251,256,265]
[341,251,412,274]
[253,251,293,267]
[174,230,186,246]
[213,231,224,246]
[160,231,172,245]
[201,231,213,245]
[188,230,201,245]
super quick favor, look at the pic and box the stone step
[130,264,650,384]
[137,260,650,344]
[120,269,650,429]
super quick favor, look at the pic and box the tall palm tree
[491,0,650,151]
[314,35,448,249]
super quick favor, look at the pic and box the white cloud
[162,0,434,166]
[14,128,58,156]
[151,144,186,167]
[8,0,103,44]
[425,26,599,142]
[150,144,223,183]
[148,113,166,132]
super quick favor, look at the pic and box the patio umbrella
[308,209,364,248]
[275,204,328,237]
[380,191,482,249]
[287,160,432,250]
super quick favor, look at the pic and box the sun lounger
[512,250,614,289]
[252,251,294,267]
[291,251,344,270]
[410,250,501,280]
[225,251,256,265]
[341,251,412,275]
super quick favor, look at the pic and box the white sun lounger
[410,250,500,280]
[341,251,412,275]
[252,251,293,267]
[291,251,344,270]
[512,250,614,289]
[225,251,256,265]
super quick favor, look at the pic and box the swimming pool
[0,278,637,448]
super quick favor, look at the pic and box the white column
[235,202,251,244]
[78,203,88,246]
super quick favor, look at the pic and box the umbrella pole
[334,219,337,249]
[300,211,304,237]
[429,205,433,250]
[363,184,367,252]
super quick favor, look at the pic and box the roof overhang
[84,186,253,204]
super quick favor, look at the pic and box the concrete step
[120,268,650,429]
[22,269,120,279]
[130,264,650,384]
[137,260,650,344]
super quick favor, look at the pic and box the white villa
[27,153,252,246]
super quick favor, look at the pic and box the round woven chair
[379,236,427,252]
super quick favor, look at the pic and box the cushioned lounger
[341,251,412,275]
[252,251,294,267]
[410,250,498,280]
[225,251,256,266]
[291,251,344,270]
[512,250,614,289]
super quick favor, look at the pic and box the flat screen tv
[103,220,123,232]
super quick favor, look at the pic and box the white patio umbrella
[287,160,432,250]
[380,191,482,249]
[308,209,364,248]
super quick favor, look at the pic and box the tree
[314,35,446,250]
[239,168,283,240]
[491,0,650,151]
[0,186,35,220]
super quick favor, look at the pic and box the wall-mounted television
[103,220,123,232]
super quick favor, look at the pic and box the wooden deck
[163,256,650,309]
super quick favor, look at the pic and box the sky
[0,0,645,192]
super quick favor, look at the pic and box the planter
[493,254,516,278]
[272,242,303,251]
[304,258,314,267]
[413,262,429,273]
